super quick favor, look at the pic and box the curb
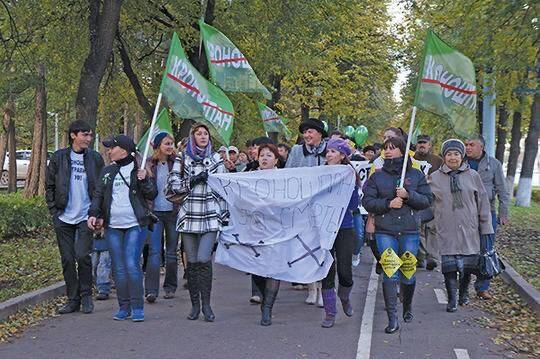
[0,281,65,322]
[500,258,540,316]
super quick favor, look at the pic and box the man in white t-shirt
[45,120,104,314]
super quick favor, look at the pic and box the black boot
[261,279,280,326]
[458,273,471,306]
[186,263,200,320]
[81,295,94,314]
[401,282,415,323]
[58,300,80,314]
[444,272,458,313]
[382,281,399,334]
[200,261,215,322]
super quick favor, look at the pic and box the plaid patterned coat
[167,152,228,234]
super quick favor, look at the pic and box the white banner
[207,165,356,283]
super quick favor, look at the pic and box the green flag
[160,32,235,145]
[137,109,173,154]
[199,21,271,99]
[414,29,477,136]
[256,102,292,141]
[411,124,421,144]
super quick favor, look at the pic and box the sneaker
[352,254,361,267]
[477,290,492,300]
[164,291,175,299]
[113,309,131,321]
[249,295,262,304]
[291,284,305,290]
[146,293,157,303]
[81,296,94,314]
[96,293,109,301]
[132,309,144,322]
[58,301,80,314]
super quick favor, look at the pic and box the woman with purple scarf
[166,123,227,322]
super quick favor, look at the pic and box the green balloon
[344,125,355,138]
[354,125,369,146]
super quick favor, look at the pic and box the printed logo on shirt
[72,159,86,182]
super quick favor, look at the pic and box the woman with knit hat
[319,138,360,328]
[429,139,493,312]
[167,123,227,322]
[362,137,432,334]
[144,132,179,302]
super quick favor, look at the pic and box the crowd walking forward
[46,120,104,314]
[166,123,228,322]
[88,135,157,322]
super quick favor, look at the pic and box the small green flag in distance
[257,102,292,141]
[137,109,173,155]
[199,21,271,100]
[160,32,235,145]
[414,29,477,137]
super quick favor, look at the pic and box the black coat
[45,147,104,217]
[362,158,433,236]
[88,161,158,228]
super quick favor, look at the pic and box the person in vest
[88,135,157,322]
[45,120,104,314]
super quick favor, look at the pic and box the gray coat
[285,141,327,168]
[465,152,509,218]
[429,163,494,256]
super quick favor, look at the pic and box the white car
[1,150,54,186]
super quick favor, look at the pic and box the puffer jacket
[362,157,433,236]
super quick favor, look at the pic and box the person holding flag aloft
[362,137,432,334]
[166,123,228,322]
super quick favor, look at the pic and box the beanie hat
[299,118,327,137]
[152,131,169,149]
[441,139,465,157]
[327,138,352,157]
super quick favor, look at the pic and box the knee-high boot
[199,261,215,322]
[337,284,354,317]
[261,279,280,326]
[186,263,200,320]
[444,272,458,312]
[321,288,337,328]
[382,281,399,334]
[401,282,416,323]
[458,273,471,306]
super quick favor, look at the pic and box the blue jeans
[375,233,419,285]
[91,251,111,294]
[474,211,497,292]
[352,213,365,255]
[106,226,148,311]
[145,211,180,296]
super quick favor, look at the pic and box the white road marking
[434,288,448,304]
[454,348,470,359]
[356,259,379,359]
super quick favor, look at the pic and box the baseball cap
[416,135,431,143]
[102,135,136,153]
[228,146,239,154]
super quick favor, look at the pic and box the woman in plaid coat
[167,123,227,322]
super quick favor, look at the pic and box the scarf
[186,136,213,161]
[116,154,134,167]
[448,170,464,210]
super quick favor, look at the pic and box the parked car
[1,150,52,186]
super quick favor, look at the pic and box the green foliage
[0,193,51,240]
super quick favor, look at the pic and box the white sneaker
[249,295,261,304]
[305,282,317,304]
[352,254,360,267]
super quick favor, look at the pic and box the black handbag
[478,234,505,279]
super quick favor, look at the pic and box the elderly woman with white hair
[429,139,494,313]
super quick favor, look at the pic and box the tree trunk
[0,105,9,175]
[477,98,483,133]
[515,59,540,207]
[0,100,13,188]
[24,64,48,198]
[75,0,123,131]
[133,110,143,143]
[5,105,16,193]
[506,106,523,198]
[495,103,508,163]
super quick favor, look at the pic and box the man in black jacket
[45,120,104,314]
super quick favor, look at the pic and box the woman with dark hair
[320,138,360,328]
[144,132,179,302]
[167,123,227,322]
[429,139,493,312]
[362,137,432,334]
[250,143,282,326]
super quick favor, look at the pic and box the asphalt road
[0,250,526,359]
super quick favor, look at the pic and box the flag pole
[141,92,163,168]
[399,106,417,188]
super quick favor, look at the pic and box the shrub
[0,193,51,240]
